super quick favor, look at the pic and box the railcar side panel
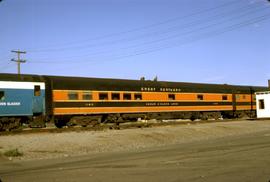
[53,106,234,115]
[0,81,45,117]
[52,89,234,115]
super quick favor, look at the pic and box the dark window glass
[68,92,78,100]
[135,93,142,100]
[99,93,108,100]
[123,93,131,100]
[222,95,228,101]
[34,85,41,96]
[259,99,265,109]
[0,91,4,100]
[168,94,175,100]
[197,94,204,100]
[112,93,120,100]
[83,92,92,100]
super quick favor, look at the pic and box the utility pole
[11,50,26,75]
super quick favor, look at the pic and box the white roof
[0,81,45,89]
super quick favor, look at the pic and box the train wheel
[0,117,21,131]
[54,119,65,128]
[29,115,45,128]
[200,113,208,121]
[190,112,200,121]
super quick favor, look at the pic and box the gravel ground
[1,120,270,161]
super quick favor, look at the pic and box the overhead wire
[129,13,270,57]
[37,10,270,74]
[28,2,270,64]
[80,13,270,64]
[28,12,270,65]
[118,4,270,51]
[28,0,263,56]
[0,62,13,72]
[28,0,267,62]
[0,55,10,62]
[27,0,245,53]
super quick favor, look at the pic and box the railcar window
[68,92,78,100]
[197,94,204,100]
[99,93,108,100]
[259,99,265,110]
[83,92,92,100]
[168,94,175,100]
[222,95,228,101]
[135,93,142,100]
[123,93,131,100]
[34,85,41,96]
[112,93,120,100]
[0,91,4,100]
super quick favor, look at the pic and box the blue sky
[0,0,269,86]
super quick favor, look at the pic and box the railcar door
[250,87,254,111]
[232,93,236,112]
[32,85,45,114]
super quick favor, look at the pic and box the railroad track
[0,118,253,136]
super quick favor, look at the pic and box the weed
[3,148,23,157]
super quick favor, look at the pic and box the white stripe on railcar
[0,81,45,89]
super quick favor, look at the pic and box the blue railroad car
[0,80,45,130]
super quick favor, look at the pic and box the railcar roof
[46,75,267,93]
[0,73,45,82]
[0,73,267,93]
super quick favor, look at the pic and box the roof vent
[140,77,145,81]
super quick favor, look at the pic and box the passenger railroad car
[0,73,267,130]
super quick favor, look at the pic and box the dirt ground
[1,119,270,182]
[1,120,270,161]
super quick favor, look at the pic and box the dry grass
[3,148,23,157]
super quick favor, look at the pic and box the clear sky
[0,0,269,86]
